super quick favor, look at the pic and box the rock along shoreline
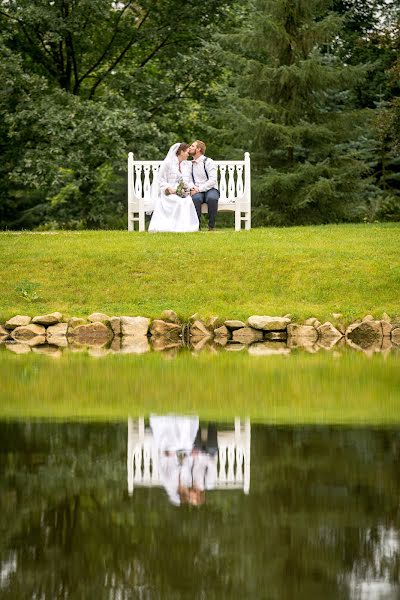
[1,310,399,356]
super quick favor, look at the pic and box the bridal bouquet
[175,178,190,198]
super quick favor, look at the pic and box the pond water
[1,344,400,598]
[1,420,400,599]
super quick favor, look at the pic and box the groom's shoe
[208,226,216,232]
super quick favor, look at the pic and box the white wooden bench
[127,152,251,231]
[127,417,251,495]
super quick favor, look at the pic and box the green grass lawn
[1,224,399,322]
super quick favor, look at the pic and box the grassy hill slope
[1,224,399,322]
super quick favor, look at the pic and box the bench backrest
[128,153,250,204]
[127,417,251,495]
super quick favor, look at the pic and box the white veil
[154,142,182,200]
[163,142,181,166]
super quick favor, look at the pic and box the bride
[148,142,199,233]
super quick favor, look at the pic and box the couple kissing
[148,141,220,233]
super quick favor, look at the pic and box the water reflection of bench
[127,417,251,495]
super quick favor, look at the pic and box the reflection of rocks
[287,323,318,342]
[381,337,393,354]
[232,327,263,344]
[191,337,215,352]
[6,342,31,354]
[109,336,122,352]
[47,335,68,348]
[68,340,89,352]
[32,344,62,358]
[214,325,230,339]
[150,320,181,338]
[120,316,150,337]
[11,324,46,341]
[248,342,290,356]
[264,331,287,341]
[225,343,246,352]
[46,322,68,347]
[26,335,47,347]
[317,336,340,351]
[69,322,113,344]
[5,315,31,330]
[381,320,392,337]
[88,346,110,358]
[287,336,319,352]
[317,322,342,347]
[32,312,62,326]
[391,327,400,346]
[120,336,150,354]
[247,315,290,331]
[2,310,399,358]
[151,337,182,353]
[346,335,382,354]
[110,317,121,336]
[0,324,10,339]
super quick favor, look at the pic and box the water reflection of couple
[148,141,219,233]
[150,415,218,507]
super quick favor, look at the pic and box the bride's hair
[175,142,189,156]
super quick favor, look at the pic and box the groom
[187,140,219,231]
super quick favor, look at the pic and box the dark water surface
[1,421,400,599]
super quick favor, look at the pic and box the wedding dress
[148,143,199,233]
[150,415,199,505]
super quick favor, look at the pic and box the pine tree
[221,0,372,225]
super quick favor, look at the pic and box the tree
[218,0,384,225]
[0,0,235,229]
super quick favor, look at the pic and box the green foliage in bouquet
[175,178,190,198]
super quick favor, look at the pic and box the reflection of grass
[1,349,399,424]
[0,224,399,322]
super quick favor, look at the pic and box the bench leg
[139,209,145,232]
[235,207,241,231]
[128,211,142,232]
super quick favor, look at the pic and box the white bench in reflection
[127,417,251,495]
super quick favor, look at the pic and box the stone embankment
[1,310,399,356]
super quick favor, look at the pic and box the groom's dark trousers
[192,189,219,229]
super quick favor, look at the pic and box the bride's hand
[166,187,176,195]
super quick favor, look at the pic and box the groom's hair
[194,140,206,155]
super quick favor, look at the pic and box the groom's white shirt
[184,156,218,193]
